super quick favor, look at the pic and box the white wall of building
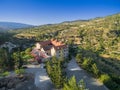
[36,43,41,49]
[36,43,69,58]
[51,47,56,56]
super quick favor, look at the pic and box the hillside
[7,13,120,89]
[0,13,119,90]
[0,22,34,31]
[9,13,120,47]
[9,12,120,62]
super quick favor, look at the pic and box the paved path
[66,58,109,90]
[25,64,54,90]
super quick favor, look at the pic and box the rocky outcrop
[0,74,39,90]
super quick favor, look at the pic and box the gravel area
[25,64,54,90]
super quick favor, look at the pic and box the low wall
[0,74,39,90]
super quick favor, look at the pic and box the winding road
[66,58,109,90]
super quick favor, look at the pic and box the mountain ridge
[0,22,34,31]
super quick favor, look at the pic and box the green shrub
[15,68,25,75]
[82,58,93,71]
[23,54,33,59]
[92,63,99,77]
[0,71,10,77]
[99,74,120,90]
[63,76,78,90]
[2,71,10,76]
[63,76,88,90]
[25,48,32,54]
[76,54,83,63]
[99,74,111,83]
[78,79,89,90]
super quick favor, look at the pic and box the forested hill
[9,14,120,37]
[9,13,120,57]
[9,12,120,60]
[10,13,120,40]
[0,22,34,31]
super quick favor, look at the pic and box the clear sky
[0,0,120,25]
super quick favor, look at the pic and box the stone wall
[0,74,39,90]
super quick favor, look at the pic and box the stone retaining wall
[0,74,39,90]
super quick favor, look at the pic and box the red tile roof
[51,39,64,46]
[39,39,65,46]
[38,39,67,51]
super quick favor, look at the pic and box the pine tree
[63,76,88,90]
[76,54,82,63]
[82,58,93,71]
[0,48,10,71]
[46,56,65,88]
[92,63,99,77]
[12,50,23,69]
[78,79,88,90]
[46,61,52,75]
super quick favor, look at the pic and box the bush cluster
[76,52,120,90]
[63,76,88,90]
[46,57,66,88]
[0,71,10,77]
[15,68,25,75]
